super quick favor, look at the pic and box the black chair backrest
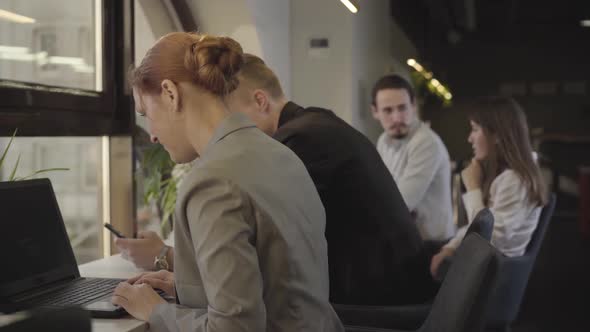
[0,307,91,332]
[420,233,501,332]
[435,208,495,281]
[486,193,556,327]
[466,208,494,241]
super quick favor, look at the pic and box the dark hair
[237,53,284,98]
[130,32,244,96]
[469,96,547,206]
[371,74,415,106]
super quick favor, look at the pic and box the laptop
[0,178,128,318]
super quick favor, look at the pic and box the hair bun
[185,35,244,95]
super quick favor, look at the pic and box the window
[0,136,103,264]
[0,0,101,91]
[0,0,133,137]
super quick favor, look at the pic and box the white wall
[188,0,291,97]
[291,0,354,123]
[351,1,417,142]
[245,0,291,98]
[290,0,417,140]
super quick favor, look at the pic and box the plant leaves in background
[0,129,18,178]
[8,153,21,181]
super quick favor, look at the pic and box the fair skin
[371,88,416,139]
[430,120,490,277]
[114,231,174,271]
[224,80,288,136]
[112,79,231,321]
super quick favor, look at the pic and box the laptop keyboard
[28,278,123,307]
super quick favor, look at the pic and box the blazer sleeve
[148,178,266,332]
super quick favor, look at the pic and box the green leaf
[8,153,21,181]
[0,128,18,175]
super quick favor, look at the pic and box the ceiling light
[0,9,36,24]
[581,20,590,27]
[340,0,358,14]
[444,92,453,100]
[407,58,416,66]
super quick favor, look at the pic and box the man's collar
[278,101,303,128]
[202,112,257,155]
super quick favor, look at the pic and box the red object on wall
[579,166,590,239]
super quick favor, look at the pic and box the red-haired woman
[111,32,343,331]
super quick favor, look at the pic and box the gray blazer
[148,113,343,332]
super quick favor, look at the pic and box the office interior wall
[351,0,418,142]
[290,0,354,123]
[290,0,417,139]
[187,0,291,97]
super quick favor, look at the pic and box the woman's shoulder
[491,169,526,195]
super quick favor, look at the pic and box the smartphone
[104,223,126,238]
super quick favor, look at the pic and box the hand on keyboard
[128,270,176,298]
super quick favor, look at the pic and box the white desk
[79,254,148,332]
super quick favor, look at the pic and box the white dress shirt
[445,169,542,257]
[377,121,455,241]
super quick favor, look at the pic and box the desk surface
[79,254,148,332]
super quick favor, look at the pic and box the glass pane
[0,0,102,91]
[0,136,103,264]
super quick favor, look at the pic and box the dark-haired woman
[111,32,343,331]
[431,97,547,277]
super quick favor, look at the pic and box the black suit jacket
[274,102,423,304]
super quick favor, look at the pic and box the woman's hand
[461,158,483,192]
[430,247,455,278]
[114,231,166,270]
[111,282,166,321]
[128,270,176,297]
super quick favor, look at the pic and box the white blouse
[445,169,542,257]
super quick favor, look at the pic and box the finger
[114,281,135,297]
[128,272,149,284]
[114,237,130,249]
[153,270,172,278]
[138,277,168,290]
[111,294,129,307]
[137,230,155,239]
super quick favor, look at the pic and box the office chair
[335,208,495,329]
[485,193,556,331]
[337,195,556,332]
[0,307,91,332]
[343,233,501,332]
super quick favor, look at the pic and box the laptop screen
[0,179,79,298]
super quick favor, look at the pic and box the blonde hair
[237,54,284,98]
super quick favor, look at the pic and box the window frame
[0,0,134,136]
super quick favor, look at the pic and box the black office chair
[335,208,495,330]
[485,193,556,331]
[0,307,91,332]
[336,195,556,332]
[435,208,495,280]
[343,233,501,332]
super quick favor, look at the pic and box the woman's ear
[160,79,180,112]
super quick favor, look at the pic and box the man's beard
[389,125,408,139]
